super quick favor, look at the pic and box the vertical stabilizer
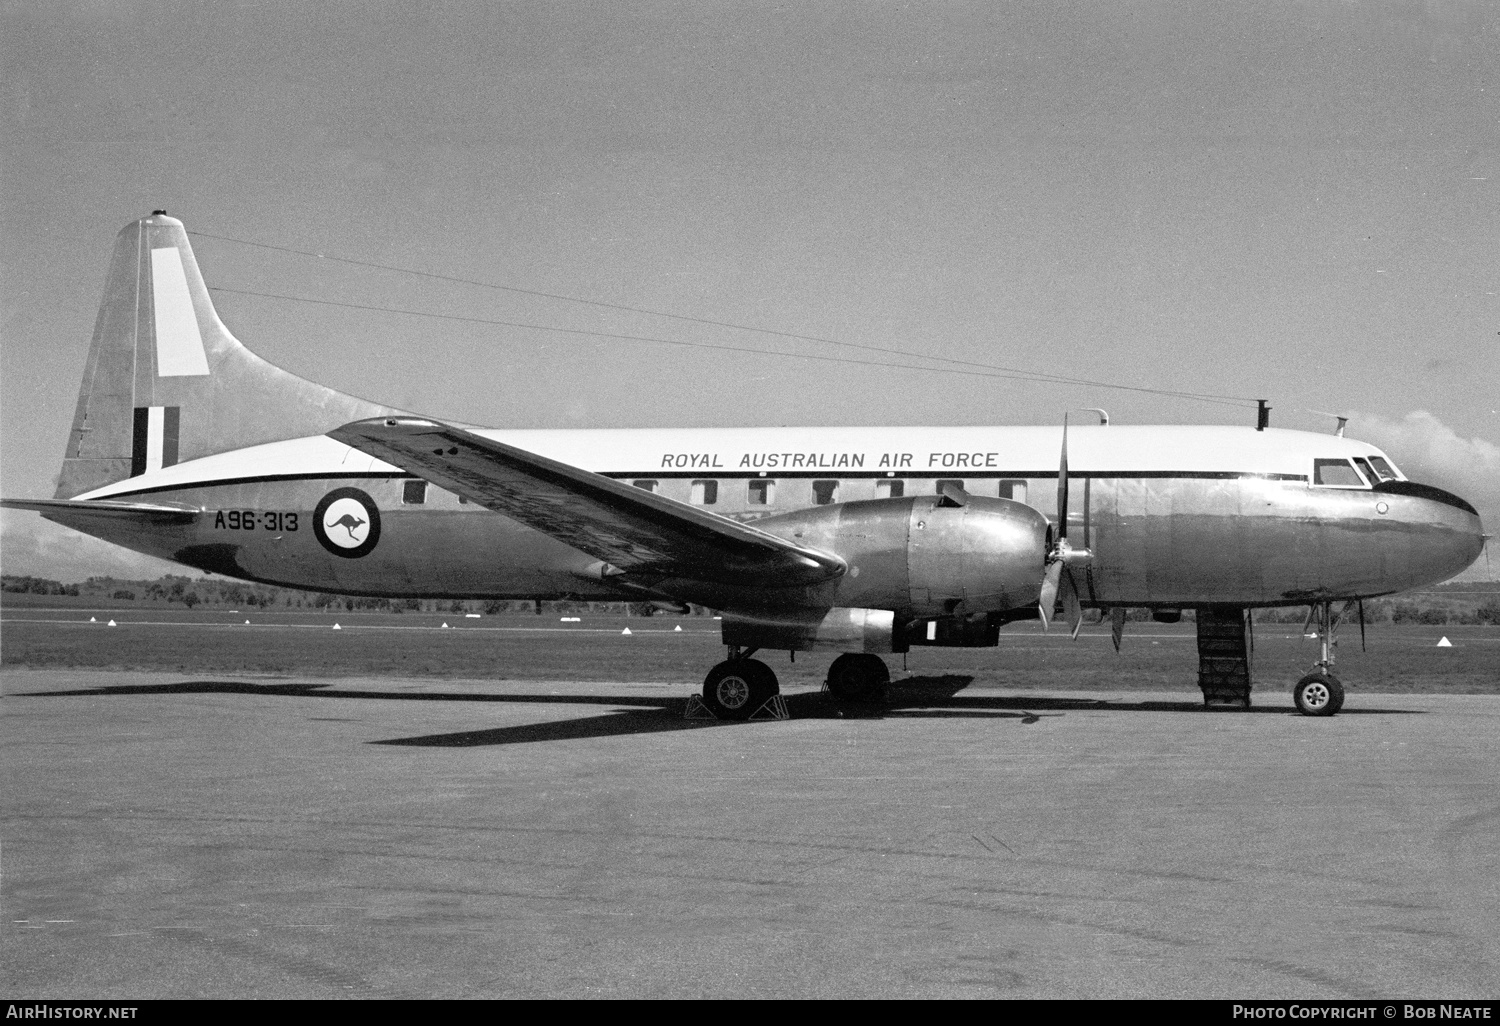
[56,212,401,498]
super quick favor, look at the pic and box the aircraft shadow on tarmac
[19,674,1423,748]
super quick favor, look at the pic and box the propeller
[1038,414,1094,635]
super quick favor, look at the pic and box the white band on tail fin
[150,247,210,376]
[54,212,400,499]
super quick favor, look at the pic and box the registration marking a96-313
[214,510,298,532]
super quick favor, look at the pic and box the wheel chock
[683,695,717,720]
[682,694,790,721]
[748,695,790,721]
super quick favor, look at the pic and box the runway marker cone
[332,623,341,630]
[107,620,117,627]
[1437,636,1453,647]
[621,627,632,635]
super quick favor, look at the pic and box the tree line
[4,574,1497,624]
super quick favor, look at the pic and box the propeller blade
[1038,560,1062,631]
[1111,607,1126,653]
[1056,414,1070,541]
[1062,568,1083,639]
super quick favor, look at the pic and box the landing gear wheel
[1294,672,1344,717]
[703,659,778,720]
[827,653,890,703]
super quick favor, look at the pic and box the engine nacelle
[721,607,897,653]
[756,494,1050,618]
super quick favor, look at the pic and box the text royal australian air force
[468,423,1390,481]
[659,450,1009,470]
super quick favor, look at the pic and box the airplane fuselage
[53,423,1482,615]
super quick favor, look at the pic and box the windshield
[1352,457,1380,484]
[1313,458,1367,487]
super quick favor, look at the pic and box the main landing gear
[1295,600,1351,717]
[699,649,894,720]
[701,649,780,720]
[826,653,890,703]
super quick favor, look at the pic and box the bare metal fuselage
[19,211,1485,628]
[50,437,1481,617]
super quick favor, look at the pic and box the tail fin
[56,211,400,498]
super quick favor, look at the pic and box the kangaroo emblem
[327,513,366,540]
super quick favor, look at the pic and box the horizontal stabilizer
[2,497,201,523]
[329,417,845,587]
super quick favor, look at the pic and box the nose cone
[1374,481,1486,588]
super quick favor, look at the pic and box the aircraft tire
[827,653,890,703]
[1324,673,1345,715]
[703,659,778,720]
[1293,672,1344,717]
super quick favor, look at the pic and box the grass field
[2,603,1495,694]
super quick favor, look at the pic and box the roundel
[313,487,382,558]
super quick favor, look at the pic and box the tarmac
[2,668,1498,999]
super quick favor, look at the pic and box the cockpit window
[1313,458,1366,487]
[1351,457,1380,484]
[1367,455,1399,481]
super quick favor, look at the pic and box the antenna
[1256,400,1271,431]
[1308,410,1350,437]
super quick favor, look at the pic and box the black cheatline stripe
[96,468,1309,501]
[93,472,416,501]
[603,470,1310,482]
[1372,480,1478,515]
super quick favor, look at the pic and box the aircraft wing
[329,417,845,587]
[1,497,201,523]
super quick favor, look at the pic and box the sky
[2,0,1496,582]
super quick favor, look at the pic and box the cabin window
[1367,455,1399,481]
[935,478,964,496]
[690,480,718,505]
[812,480,839,505]
[748,479,776,505]
[402,480,427,504]
[458,495,469,504]
[998,479,1027,503]
[875,479,904,499]
[632,479,658,493]
[1313,459,1365,487]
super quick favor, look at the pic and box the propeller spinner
[1038,414,1094,636]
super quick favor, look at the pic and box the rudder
[56,211,400,498]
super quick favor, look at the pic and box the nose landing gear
[1294,671,1345,716]
[1296,600,1355,717]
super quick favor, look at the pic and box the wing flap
[329,417,845,587]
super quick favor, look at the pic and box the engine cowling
[757,494,1050,618]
